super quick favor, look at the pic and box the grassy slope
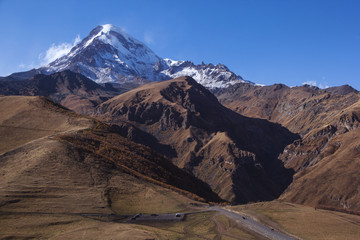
[229,201,360,240]
[109,176,195,215]
[133,211,262,240]
[0,95,225,239]
[216,85,360,211]
[0,95,93,154]
[0,211,264,240]
[0,213,159,240]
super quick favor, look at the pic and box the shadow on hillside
[224,107,300,203]
[110,123,178,159]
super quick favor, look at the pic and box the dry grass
[0,136,208,239]
[0,205,261,239]
[0,213,160,240]
[0,94,230,239]
[57,128,221,203]
[229,201,360,240]
[213,214,260,239]
[279,127,360,211]
[107,175,196,215]
[136,211,260,239]
[0,95,93,154]
[215,85,360,211]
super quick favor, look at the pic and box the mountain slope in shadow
[95,77,299,203]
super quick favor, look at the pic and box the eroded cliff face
[279,104,360,211]
[95,77,298,203]
[214,82,360,211]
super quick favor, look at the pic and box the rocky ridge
[4,24,249,89]
[0,70,123,114]
[214,82,360,210]
[95,76,299,203]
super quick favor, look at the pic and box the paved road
[210,206,297,240]
[128,213,184,222]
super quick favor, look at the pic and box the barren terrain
[214,83,360,211]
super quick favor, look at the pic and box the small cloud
[39,34,81,65]
[74,35,81,45]
[302,80,317,87]
[319,83,329,89]
[143,32,154,45]
[319,77,329,89]
[302,79,329,89]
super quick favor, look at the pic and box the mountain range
[1,23,360,239]
[94,76,298,203]
[214,83,360,210]
[0,70,123,114]
[2,24,248,89]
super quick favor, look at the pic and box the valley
[1,81,359,239]
[94,76,298,203]
[228,201,360,240]
[0,22,359,239]
[214,83,360,211]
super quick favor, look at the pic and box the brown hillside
[214,83,360,211]
[95,77,299,203]
[0,95,93,154]
[0,70,124,114]
[0,95,223,238]
[214,83,360,135]
[279,100,360,211]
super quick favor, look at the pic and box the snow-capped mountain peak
[162,58,185,67]
[39,24,251,88]
[42,24,161,83]
[84,24,129,47]
[156,60,248,88]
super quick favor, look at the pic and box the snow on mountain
[39,24,251,88]
[41,24,161,84]
[158,60,248,88]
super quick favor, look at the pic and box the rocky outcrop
[214,82,360,211]
[95,77,298,203]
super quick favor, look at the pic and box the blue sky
[0,0,359,89]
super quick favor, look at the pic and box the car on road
[130,213,143,221]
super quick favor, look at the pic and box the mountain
[94,76,299,203]
[41,24,161,83]
[0,95,221,201]
[0,70,124,114]
[325,84,359,96]
[0,95,226,238]
[0,68,43,81]
[7,24,248,88]
[213,83,360,211]
[156,59,249,88]
[0,95,93,154]
[213,83,360,137]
